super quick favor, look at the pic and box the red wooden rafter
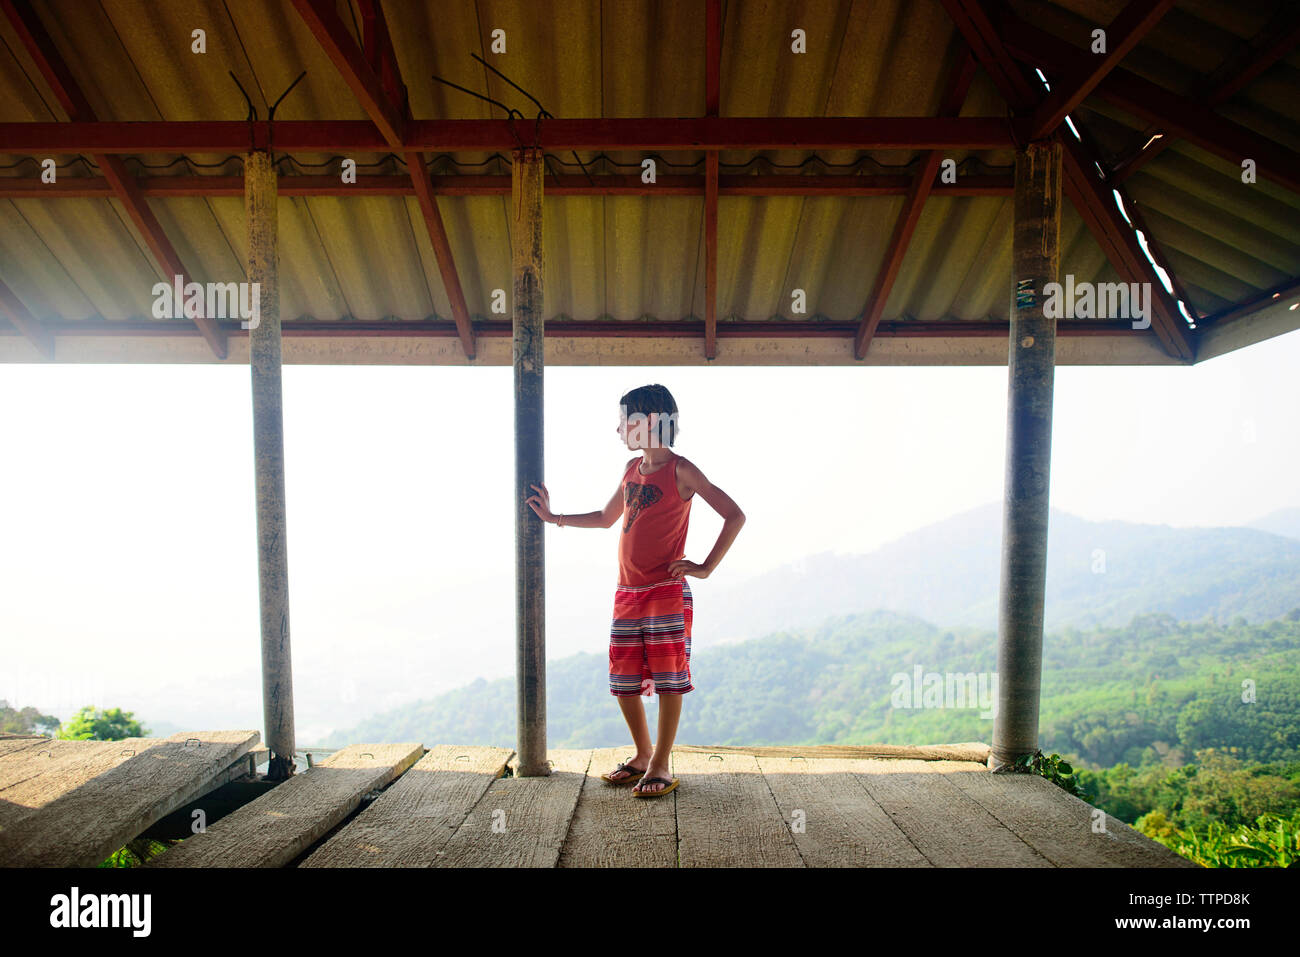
[940,0,1194,362]
[1,0,228,359]
[1111,4,1300,183]
[290,0,475,359]
[854,52,977,359]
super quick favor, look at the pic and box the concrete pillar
[512,147,548,776]
[246,149,295,780]
[991,140,1062,771]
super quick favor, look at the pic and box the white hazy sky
[3,329,1298,741]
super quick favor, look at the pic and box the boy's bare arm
[668,457,745,579]
[525,458,634,528]
[560,482,624,528]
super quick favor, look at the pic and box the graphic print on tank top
[622,482,662,531]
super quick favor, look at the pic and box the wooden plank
[558,746,678,867]
[0,730,258,867]
[301,745,513,867]
[755,756,931,866]
[674,742,991,762]
[673,750,804,867]
[0,735,71,760]
[0,738,160,810]
[432,749,590,867]
[944,765,1198,867]
[853,759,1054,867]
[147,742,423,867]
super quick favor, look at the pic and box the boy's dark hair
[619,384,679,447]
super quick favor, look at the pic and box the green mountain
[329,609,1300,770]
[704,503,1300,643]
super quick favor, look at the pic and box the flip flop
[632,776,679,798]
[600,760,646,785]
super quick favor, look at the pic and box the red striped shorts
[609,577,693,696]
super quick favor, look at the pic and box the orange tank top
[617,452,692,586]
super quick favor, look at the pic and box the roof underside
[0,0,1298,366]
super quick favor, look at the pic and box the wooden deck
[0,733,1196,867]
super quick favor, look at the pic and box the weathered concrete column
[991,140,1061,771]
[246,150,295,780]
[513,147,548,776]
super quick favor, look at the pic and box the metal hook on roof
[468,53,565,160]
[269,71,307,122]
[229,71,259,123]
[229,71,260,156]
[470,53,546,119]
[431,73,528,150]
[267,70,308,161]
[431,73,525,123]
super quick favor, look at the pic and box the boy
[525,384,745,796]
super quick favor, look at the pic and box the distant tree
[0,699,61,736]
[57,706,149,741]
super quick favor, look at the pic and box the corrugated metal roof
[0,0,1297,363]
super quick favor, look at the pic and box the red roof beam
[289,0,404,148]
[0,116,1021,154]
[408,154,475,358]
[0,0,226,359]
[854,52,977,359]
[0,173,1016,199]
[291,0,473,357]
[943,0,1193,362]
[1027,0,1175,140]
[1001,16,1300,196]
[706,0,721,115]
[1199,4,1300,108]
[18,318,1150,340]
[1060,138,1194,361]
[1110,5,1300,183]
[940,0,1037,110]
[1203,276,1300,328]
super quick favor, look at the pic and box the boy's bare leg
[612,695,655,781]
[636,693,683,793]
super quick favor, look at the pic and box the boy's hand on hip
[668,560,708,579]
